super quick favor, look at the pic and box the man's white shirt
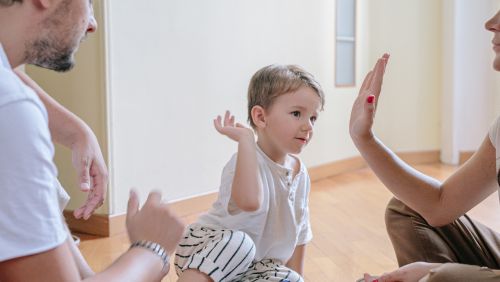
[0,44,69,262]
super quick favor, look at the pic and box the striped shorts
[175,224,303,282]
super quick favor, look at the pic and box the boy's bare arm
[286,244,306,275]
[231,134,262,211]
[214,111,262,212]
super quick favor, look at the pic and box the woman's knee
[385,197,408,229]
[385,197,425,228]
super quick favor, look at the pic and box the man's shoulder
[0,68,38,108]
[0,68,46,121]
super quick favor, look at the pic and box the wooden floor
[78,163,500,281]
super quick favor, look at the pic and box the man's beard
[25,38,75,72]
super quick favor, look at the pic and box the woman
[352,11,500,282]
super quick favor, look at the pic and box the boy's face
[261,86,321,156]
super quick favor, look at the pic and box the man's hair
[0,0,22,6]
[247,64,325,128]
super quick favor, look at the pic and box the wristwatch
[130,240,169,268]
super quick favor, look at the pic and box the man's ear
[251,105,267,129]
[32,0,54,9]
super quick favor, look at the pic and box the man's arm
[0,240,166,282]
[15,69,108,219]
[65,224,95,279]
[0,191,185,282]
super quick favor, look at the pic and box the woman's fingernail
[373,280,379,282]
[367,95,375,104]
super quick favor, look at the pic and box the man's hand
[71,128,108,220]
[126,190,185,255]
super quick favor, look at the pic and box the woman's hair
[247,64,325,129]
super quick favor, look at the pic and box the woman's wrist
[350,130,375,146]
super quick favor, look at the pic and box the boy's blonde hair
[247,64,325,128]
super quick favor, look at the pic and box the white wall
[441,0,499,164]
[105,0,361,213]
[366,0,442,152]
[24,0,485,215]
[104,0,444,214]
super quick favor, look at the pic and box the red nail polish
[372,280,379,282]
[367,96,375,104]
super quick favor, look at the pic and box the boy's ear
[251,105,267,129]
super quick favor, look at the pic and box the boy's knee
[225,230,255,246]
[222,230,256,259]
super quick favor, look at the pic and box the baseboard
[169,192,218,218]
[64,210,125,237]
[66,150,440,236]
[397,150,441,165]
[309,150,440,182]
[65,193,219,237]
[64,210,108,236]
[459,151,475,165]
[308,156,367,182]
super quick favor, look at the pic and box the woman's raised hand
[349,54,389,143]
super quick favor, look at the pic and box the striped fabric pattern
[175,225,256,282]
[238,259,304,282]
[175,224,304,282]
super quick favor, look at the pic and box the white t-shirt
[489,116,500,172]
[0,45,69,262]
[197,145,313,263]
[488,116,500,202]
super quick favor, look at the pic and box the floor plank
[78,163,500,281]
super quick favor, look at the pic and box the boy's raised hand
[214,110,254,142]
[349,54,389,143]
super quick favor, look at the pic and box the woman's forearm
[353,136,443,219]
